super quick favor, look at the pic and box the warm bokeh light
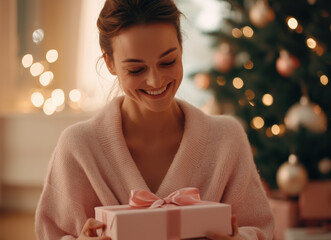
[22,54,33,68]
[314,45,325,56]
[251,116,265,129]
[320,75,328,85]
[245,89,255,100]
[238,98,247,106]
[242,26,254,38]
[271,124,281,135]
[30,62,44,77]
[31,92,44,107]
[69,89,81,102]
[308,0,317,5]
[262,94,274,106]
[52,89,65,107]
[32,28,44,44]
[295,25,303,34]
[39,71,54,86]
[244,60,254,70]
[307,38,317,49]
[279,124,286,135]
[287,17,298,30]
[233,77,244,89]
[46,49,59,63]
[232,28,242,38]
[43,98,56,116]
[266,128,273,138]
[217,76,226,86]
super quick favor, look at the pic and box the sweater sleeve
[35,127,102,240]
[221,120,274,240]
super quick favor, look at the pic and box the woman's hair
[97,0,182,59]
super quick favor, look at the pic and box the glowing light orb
[233,77,244,89]
[43,98,56,116]
[31,92,44,107]
[69,89,81,102]
[287,17,298,30]
[22,54,33,68]
[39,71,54,86]
[32,29,44,44]
[232,28,242,38]
[271,124,281,135]
[242,26,254,38]
[307,38,317,49]
[262,94,274,106]
[46,49,59,63]
[52,89,65,107]
[320,75,328,85]
[30,62,44,77]
[251,116,265,129]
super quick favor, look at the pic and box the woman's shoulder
[177,99,246,136]
[56,117,97,153]
[58,96,123,147]
[209,114,246,133]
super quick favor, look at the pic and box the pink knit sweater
[35,96,274,240]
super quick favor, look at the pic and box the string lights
[46,49,59,63]
[22,27,84,115]
[39,71,54,86]
[233,77,244,89]
[251,116,265,129]
[242,26,254,38]
[320,75,328,85]
[30,62,45,77]
[262,94,273,106]
[22,54,34,68]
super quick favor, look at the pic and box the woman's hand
[77,218,111,240]
[206,215,244,240]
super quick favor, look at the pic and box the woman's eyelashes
[160,59,176,67]
[128,67,145,74]
[127,59,177,75]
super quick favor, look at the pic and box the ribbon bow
[129,187,202,209]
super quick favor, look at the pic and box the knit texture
[35,96,274,239]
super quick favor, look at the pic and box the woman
[35,0,274,239]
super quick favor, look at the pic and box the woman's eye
[160,59,176,67]
[128,68,145,74]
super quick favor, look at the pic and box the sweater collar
[96,96,210,203]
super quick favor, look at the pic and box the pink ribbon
[129,187,202,209]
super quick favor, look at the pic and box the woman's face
[107,23,183,113]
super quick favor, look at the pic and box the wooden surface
[0,211,36,240]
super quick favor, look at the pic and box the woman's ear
[103,52,117,75]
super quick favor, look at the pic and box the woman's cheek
[167,64,183,80]
[124,76,143,91]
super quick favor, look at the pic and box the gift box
[299,180,331,220]
[95,188,232,240]
[268,197,299,240]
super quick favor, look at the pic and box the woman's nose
[146,69,163,88]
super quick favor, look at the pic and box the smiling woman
[35,0,274,239]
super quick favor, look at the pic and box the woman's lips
[140,82,172,97]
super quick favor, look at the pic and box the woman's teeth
[144,85,167,96]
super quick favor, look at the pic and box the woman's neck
[120,97,184,140]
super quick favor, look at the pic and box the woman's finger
[83,218,106,237]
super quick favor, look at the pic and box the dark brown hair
[97,0,182,59]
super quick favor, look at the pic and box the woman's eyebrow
[122,47,177,63]
[159,47,177,58]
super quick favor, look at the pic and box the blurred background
[0,0,330,239]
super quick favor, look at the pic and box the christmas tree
[193,0,331,190]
